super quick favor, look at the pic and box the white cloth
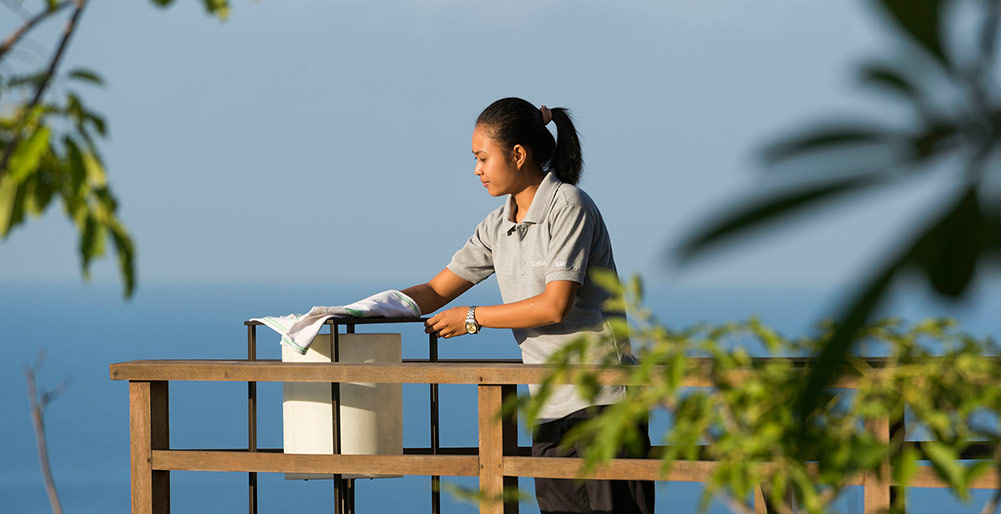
[252,290,421,354]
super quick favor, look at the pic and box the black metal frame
[244,318,438,514]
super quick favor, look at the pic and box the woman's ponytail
[548,107,583,185]
[475,97,585,185]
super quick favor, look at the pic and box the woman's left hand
[425,306,470,338]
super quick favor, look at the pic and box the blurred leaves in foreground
[0,0,229,298]
[520,273,1001,514]
[676,0,1001,421]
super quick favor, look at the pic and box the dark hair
[475,97,583,185]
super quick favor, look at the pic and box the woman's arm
[401,268,475,315]
[424,280,579,338]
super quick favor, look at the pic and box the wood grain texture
[864,417,890,513]
[502,457,713,482]
[152,450,478,477]
[753,485,767,514]
[908,466,1000,489]
[109,360,874,388]
[130,381,169,514]
[478,385,518,514]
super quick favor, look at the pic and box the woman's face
[471,124,525,197]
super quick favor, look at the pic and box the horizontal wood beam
[910,466,1000,489]
[147,449,998,490]
[152,450,479,477]
[503,457,714,482]
[110,360,865,388]
[112,360,642,385]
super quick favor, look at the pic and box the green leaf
[78,213,106,279]
[8,126,51,183]
[859,61,922,100]
[915,188,982,298]
[924,441,967,497]
[0,175,19,237]
[962,460,992,490]
[589,267,623,296]
[63,137,86,191]
[202,0,229,19]
[762,124,901,163]
[85,112,107,137]
[6,71,47,89]
[909,119,957,158]
[677,174,886,261]
[629,273,644,303]
[873,0,949,66]
[81,148,107,188]
[67,68,104,87]
[107,216,136,299]
[892,446,919,487]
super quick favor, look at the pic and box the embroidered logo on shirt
[529,260,547,267]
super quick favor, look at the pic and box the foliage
[520,272,1001,514]
[0,0,229,298]
[675,0,1001,421]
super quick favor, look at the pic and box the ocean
[2,280,999,514]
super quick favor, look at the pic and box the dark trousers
[532,406,655,514]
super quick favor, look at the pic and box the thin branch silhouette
[25,349,70,514]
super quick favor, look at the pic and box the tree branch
[0,1,73,61]
[0,0,87,181]
[25,361,64,514]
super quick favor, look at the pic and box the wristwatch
[465,306,480,334]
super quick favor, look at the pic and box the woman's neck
[511,169,546,223]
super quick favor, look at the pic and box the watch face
[465,322,477,334]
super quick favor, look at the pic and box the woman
[401,97,654,514]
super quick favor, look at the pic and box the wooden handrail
[110,359,876,387]
[114,358,998,514]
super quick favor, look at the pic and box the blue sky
[0,0,978,291]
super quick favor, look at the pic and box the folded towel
[252,290,421,354]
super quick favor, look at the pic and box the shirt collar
[500,172,562,234]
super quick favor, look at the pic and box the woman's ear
[512,144,528,169]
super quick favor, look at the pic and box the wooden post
[130,380,169,514]
[478,384,518,514]
[753,485,767,514]
[500,385,519,514]
[864,416,891,513]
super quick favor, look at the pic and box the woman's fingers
[424,307,468,338]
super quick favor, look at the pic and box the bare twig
[25,354,65,514]
[0,1,73,61]
[0,0,87,180]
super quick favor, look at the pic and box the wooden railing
[110,341,1000,514]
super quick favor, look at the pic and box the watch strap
[466,306,479,333]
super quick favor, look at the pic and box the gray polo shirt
[447,172,634,422]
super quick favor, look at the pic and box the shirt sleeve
[544,202,595,285]
[446,216,496,284]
